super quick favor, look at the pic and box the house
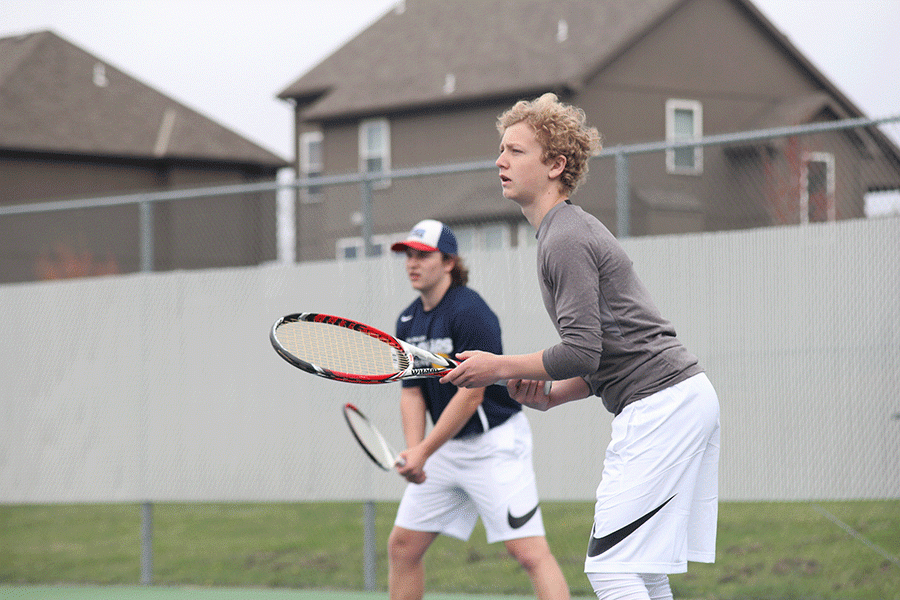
[0,30,287,283]
[278,0,900,262]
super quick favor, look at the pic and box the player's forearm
[400,389,427,448]
[510,375,590,411]
[419,388,483,457]
[497,350,551,381]
[546,376,591,407]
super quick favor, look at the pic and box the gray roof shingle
[279,0,883,132]
[0,30,286,167]
[278,0,680,120]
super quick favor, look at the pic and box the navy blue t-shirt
[396,285,521,438]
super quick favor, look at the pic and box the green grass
[1,501,898,599]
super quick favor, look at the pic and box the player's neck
[419,275,453,312]
[522,191,569,230]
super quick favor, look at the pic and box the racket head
[271,313,409,384]
[343,403,403,470]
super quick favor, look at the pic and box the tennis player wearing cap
[441,94,721,600]
[387,219,569,600]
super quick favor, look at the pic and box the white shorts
[584,372,720,575]
[394,411,546,543]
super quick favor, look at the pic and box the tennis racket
[343,403,405,470]
[270,312,552,393]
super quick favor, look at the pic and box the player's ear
[548,154,566,179]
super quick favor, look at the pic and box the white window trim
[299,130,323,204]
[666,99,703,175]
[359,118,391,189]
[800,151,836,224]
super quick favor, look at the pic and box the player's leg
[390,443,478,600]
[586,572,651,600]
[640,573,673,600]
[504,535,570,600]
[388,526,438,600]
[586,572,671,600]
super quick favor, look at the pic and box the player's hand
[508,379,552,411]
[439,350,500,388]
[396,448,427,484]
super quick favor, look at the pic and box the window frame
[358,118,391,189]
[665,99,703,175]
[800,151,836,223]
[299,130,324,203]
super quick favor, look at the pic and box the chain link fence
[2,116,899,587]
[1,116,898,284]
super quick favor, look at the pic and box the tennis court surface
[1,587,594,600]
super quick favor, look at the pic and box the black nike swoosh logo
[586,494,676,557]
[507,504,540,529]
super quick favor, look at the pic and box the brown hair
[446,254,469,287]
[497,92,602,195]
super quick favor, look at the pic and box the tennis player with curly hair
[442,93,721,600]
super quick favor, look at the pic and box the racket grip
[497,380,553,395]
[394,456,407,468]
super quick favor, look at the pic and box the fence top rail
[599,113,900,157]
[1,114,897,217]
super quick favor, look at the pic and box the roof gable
[278,0,681,120]
[279,0,875,126]
[0,30,285,167]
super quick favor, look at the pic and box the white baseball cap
[390,219,458,255]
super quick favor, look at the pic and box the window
[359,118,391,188]
[666,99,703,174]
[453,227,476,254]
[337,222,521,261]
[453,223,511,253]
[299,131,323,203]
[481,223,507,250]
[335,234,394,261]
[801,152,835,223]
[517,222,539,248]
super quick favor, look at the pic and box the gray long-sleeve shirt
[538,201,702,415]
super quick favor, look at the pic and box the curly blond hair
[497,93,602,195]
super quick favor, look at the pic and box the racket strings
[345,409,397,469]
[276,320,408,375]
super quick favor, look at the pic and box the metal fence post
[363,500,377,590]
[615,151,631,238]
[139,199,153,585]
[140,501,153,585]
[139,200,154,273]
[361,179,375,257]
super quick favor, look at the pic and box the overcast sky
[3,0,900,161]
